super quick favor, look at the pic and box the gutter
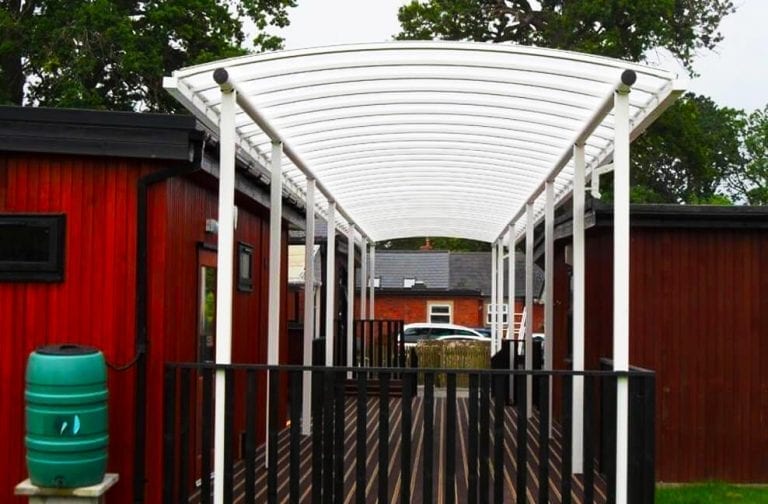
[132,135,203,503]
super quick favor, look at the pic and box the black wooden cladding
[515,374,528,504]
[355,372,367,504]
[493,375,505,503]
[468,374,479,504]
[599,360,657,504]
[538,375,551,503]
[400,373,413,504]
[201,369,213,504]
[268,369,279,503]
[245,371,257,504]
[562,376,573,504]
[583,376,595,504]
[445,373,457,504]
[224,369,235,504]
[290,371,302,504]
[351,319,405,368]
[378,373,390,503]
[163,363,655,503]
[423,372,435,503]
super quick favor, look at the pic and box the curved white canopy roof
[165,41,682,243]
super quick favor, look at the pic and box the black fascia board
[553,199,768,240]
[0,105,199,161]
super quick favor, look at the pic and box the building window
[486,303,509,325]
[237,242,253,292]
[403,277,416,288]
[427,302,452,324]
[0,214,65,282]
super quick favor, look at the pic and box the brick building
[362,250,545,331]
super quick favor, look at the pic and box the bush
[414,340,490,387]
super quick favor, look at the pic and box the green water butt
[25,344,108,488]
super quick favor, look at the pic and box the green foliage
[396,0,735,75]
[656,482,768,503]
[729,105,768,204]
[397,1,763,206]
[384,237,491,251]
[0,0,296,111]
[631,94,744,203]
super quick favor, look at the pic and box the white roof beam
[212,67,372,243]
[496,70,638,242]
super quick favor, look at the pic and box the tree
[397,0,735,75]
[397,0,750,206]
[384,237,491,251]
[0,0,295,111]
[630,93,744,203]
[729,105,768,204]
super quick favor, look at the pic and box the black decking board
[189,396,607,504]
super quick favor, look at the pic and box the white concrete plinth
[15,474,119,504]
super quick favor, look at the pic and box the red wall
[0,153,289,503]
[552,225,768,483]
[0,153,151,502]
[143,176,290,503]
[358,294,544,331]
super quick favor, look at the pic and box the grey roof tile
[365,250,545,297]
[372,250,449,289]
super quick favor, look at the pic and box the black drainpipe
[132,138,203,503]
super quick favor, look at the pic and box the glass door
[195,249,217,488]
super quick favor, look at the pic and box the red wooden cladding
[1,153,148,502]
[1,153,289,503]
[552,224,768,483]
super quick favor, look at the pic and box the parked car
[435,334,492,343]
[471,327,492,338]
[400,322,487,347]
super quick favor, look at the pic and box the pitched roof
[370,250,545,298]
[373,250,449,289]
[448,252,544,297]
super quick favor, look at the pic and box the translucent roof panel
[165,41,682,243]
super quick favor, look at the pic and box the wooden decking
[194,396,607,504]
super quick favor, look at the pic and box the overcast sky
[274,0,767,112]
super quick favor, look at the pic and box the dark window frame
[237,242,254,292]
[0,214,66,282]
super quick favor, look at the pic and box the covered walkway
[163,41,683,503]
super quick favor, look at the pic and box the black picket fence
[163,363,654,504]
[312,319,406,368]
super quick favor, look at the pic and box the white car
[401,323,487,347]
[435,334,492,343]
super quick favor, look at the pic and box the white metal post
[347,224,355,372]
[268,141,283,368]
[508,223,517,348]
[572,142,586,473]
[325,202,336,366]
[301,179,315,435]
[265,140,283,465]
[491,242,498,353]
[213,86,236,504]
[360,240,367,320]
[614,87,631,504]
[369,245,376,318]
[525,203,534,417]
[507,227,516,397]
[544,180,555,437]
[496,239,504,353]
[508,225,516,382]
